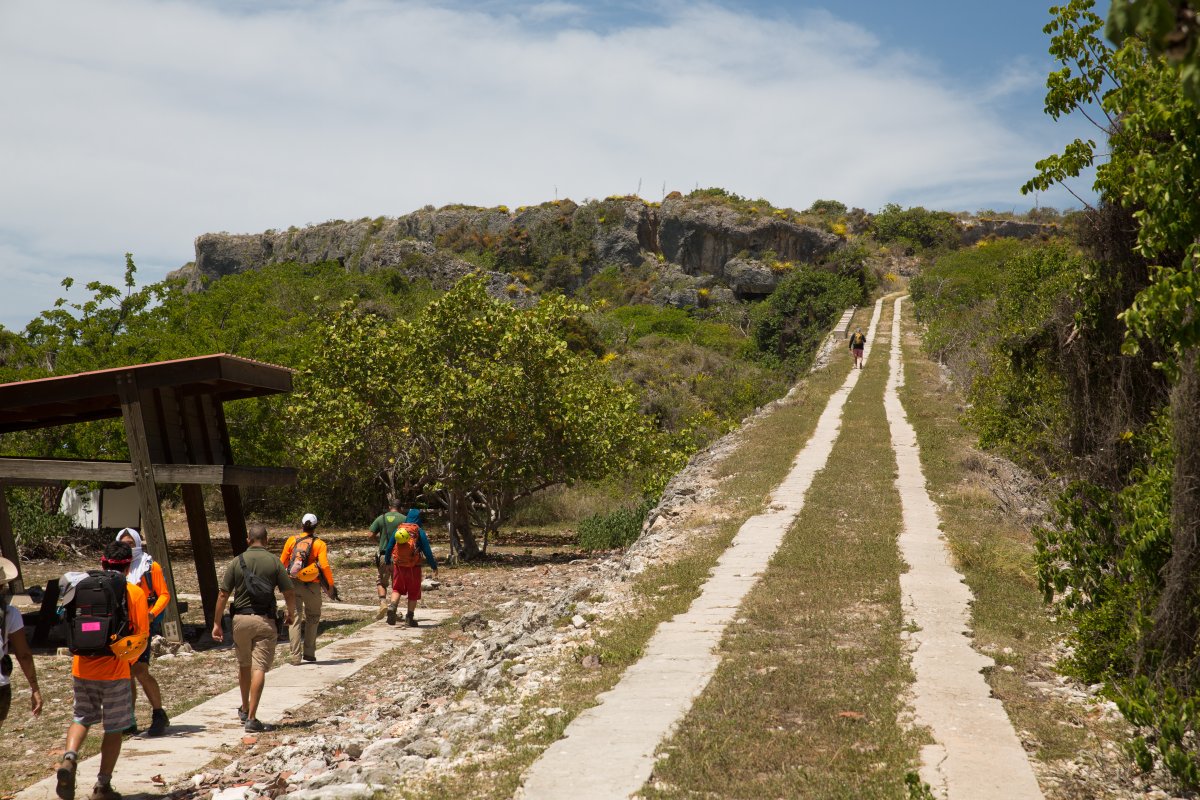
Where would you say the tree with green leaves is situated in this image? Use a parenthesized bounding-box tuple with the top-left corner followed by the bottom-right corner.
(1024, 0, 1200, 781)
(289, 275, 651, 559)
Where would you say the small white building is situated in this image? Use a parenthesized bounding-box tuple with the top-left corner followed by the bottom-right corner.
(59, 485, 141, 530)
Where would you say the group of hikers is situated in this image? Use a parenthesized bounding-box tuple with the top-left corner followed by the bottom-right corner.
(0, 501, 438, 800)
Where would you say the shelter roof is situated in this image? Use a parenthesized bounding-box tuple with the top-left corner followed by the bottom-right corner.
(0, 353, 293, 434)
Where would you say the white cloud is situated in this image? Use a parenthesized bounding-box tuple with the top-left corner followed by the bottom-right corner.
(0, 0, 1086, 330)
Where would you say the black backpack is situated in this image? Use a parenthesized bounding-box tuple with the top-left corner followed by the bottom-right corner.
(65, 571, 130, 657)
(238, 554, 278, 616)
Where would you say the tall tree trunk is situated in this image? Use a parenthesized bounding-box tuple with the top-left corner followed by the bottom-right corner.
(1147, 350, 1200, 680)
(448, 489, 481, 561)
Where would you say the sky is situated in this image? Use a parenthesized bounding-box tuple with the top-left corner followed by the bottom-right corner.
(0, 0, 1105, 332)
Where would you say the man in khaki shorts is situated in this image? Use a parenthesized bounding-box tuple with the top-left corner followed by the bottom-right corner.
(211, 524, 295, 733)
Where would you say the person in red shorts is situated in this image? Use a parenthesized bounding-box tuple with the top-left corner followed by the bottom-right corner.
(386, 508, 438, 627)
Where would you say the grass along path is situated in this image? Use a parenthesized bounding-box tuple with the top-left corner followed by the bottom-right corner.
(641, 296, 921, 799)
(408, 307, 876, 800)
(896, 295, 1144, 798)
(886, 297, 1042, 799)
(518, 297, 884, 799)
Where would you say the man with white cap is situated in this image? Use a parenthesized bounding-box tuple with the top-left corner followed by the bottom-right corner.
(279, 513, 337, 664)
(1, 556, 42, 727)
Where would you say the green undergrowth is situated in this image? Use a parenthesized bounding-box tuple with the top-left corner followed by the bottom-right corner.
(643, 299, 922, 799)
(896, 301, 1108, 778)
(402, 314, 865, 800)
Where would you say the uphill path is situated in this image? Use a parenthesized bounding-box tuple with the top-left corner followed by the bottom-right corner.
(517, 295, 1043, 800)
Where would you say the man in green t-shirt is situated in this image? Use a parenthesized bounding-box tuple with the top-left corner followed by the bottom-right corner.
(211, 524, 296, 732)
(368, 500, 406, 619)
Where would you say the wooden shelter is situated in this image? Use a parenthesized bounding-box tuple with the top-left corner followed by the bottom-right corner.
(0, 354, 296, 641)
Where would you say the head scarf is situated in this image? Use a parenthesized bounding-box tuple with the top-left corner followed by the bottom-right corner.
(116, 528, 154, 585)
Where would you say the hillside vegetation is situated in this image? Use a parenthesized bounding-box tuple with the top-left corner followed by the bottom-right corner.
(911, 0, 1200, 785)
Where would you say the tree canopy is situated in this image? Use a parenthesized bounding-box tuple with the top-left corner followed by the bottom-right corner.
(289, 276, 653, 558)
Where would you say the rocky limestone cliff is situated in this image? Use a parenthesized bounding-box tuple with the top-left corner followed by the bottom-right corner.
(957, 217, 1058, 246)
(173, 197, 843, 300)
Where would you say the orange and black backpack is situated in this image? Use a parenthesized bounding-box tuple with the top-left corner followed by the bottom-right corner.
(391, 524, 422, 568)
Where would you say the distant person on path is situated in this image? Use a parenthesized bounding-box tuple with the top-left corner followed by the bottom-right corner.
(114, 528, 170, 737)
(386, 508, 438, 628)
(369, 500, 406, 620)
(849, 327, 867, 369)
(280, 513, 337, 663)
(54, 541, 149, 800)
(1, 556, 43, 728)
(211, 524, 296, 733)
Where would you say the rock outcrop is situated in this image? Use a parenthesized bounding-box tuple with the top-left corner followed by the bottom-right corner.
(957, 218, 1058, 246)
(173, 197, 842, 299)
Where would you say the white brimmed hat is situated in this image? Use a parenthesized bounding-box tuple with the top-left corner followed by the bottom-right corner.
(0, 556, 18, 584)
(301, 513, 318, 527)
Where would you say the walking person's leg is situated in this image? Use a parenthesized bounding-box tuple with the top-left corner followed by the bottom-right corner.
(288, 584, 309, 660)
(303, 586, 322, 660)
(245, 615, 276, 730)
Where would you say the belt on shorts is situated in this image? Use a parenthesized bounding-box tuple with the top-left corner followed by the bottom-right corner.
(231, 610, 275, 618)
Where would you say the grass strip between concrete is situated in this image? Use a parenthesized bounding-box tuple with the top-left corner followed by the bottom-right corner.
(404, 312, 867, 800)
(641, 298, 925, 799)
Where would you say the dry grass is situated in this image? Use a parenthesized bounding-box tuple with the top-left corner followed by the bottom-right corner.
(642, 300, 923, 799)
(895, 306, 1118, 781)
(405, 320, 865, 800)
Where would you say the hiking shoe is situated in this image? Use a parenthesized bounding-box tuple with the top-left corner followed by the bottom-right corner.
(55, 756, 77, 800)
(375, 604, 388, 620)
(244, 718, 275, 733)
(386, 606, 397, 626)
(89, 783, 122, 800)
(237, 707, 249, 723)
(405, 613, 418, 628)
(146, 708, 169, 737)
(120, 724, 138, 737)
(302, 654, 316, 663)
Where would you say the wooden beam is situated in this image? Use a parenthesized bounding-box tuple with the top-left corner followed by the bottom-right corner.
(0, 486, 24, 594)
(213, 402, 248, 555)
(0, 458, 296, 487)
(181, 484, 219, 629)
(117, 371, 184, 643)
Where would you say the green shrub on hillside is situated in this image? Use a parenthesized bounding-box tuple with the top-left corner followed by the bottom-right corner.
(577, 498, 656, 550)
(750, 270, 864, 371)
(871, 203, 960, 252)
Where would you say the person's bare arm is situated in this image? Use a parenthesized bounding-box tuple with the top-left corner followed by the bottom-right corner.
(211, 590, 231, 642)
(9, 628, 42, 715)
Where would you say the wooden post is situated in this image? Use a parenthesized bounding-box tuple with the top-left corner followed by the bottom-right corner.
(181, 484, 220, 628)
(116, 372, 184, 642)
(0, 485, 24, 594)
(212, 401, 249, 555)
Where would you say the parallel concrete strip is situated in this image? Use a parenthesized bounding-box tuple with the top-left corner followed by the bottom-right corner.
(17, 611, 450, 800)
(518, 300, 885, 800)
(883, 297, 1043, 800)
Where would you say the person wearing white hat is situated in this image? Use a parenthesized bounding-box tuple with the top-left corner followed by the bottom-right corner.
(1, 556, 42, 727)
(114, 528, 170, 736)
(279, 513, 337, 664)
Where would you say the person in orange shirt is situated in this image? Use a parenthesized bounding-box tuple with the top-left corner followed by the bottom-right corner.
(279, 513, 337, 664)
(116, 529, 169, 736)
(54, 541, 149, 800)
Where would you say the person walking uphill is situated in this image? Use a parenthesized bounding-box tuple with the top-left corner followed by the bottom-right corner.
(114, 529, 169, 737)
(2, 556, 43, 728)
(280, 513, 337, 664)
(368, 500, 406, 620)
(387, 508, 438, 628)
(211, 524, 296, 733)
(54, 541, 149, 800)
(849, 327, 867, 369)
